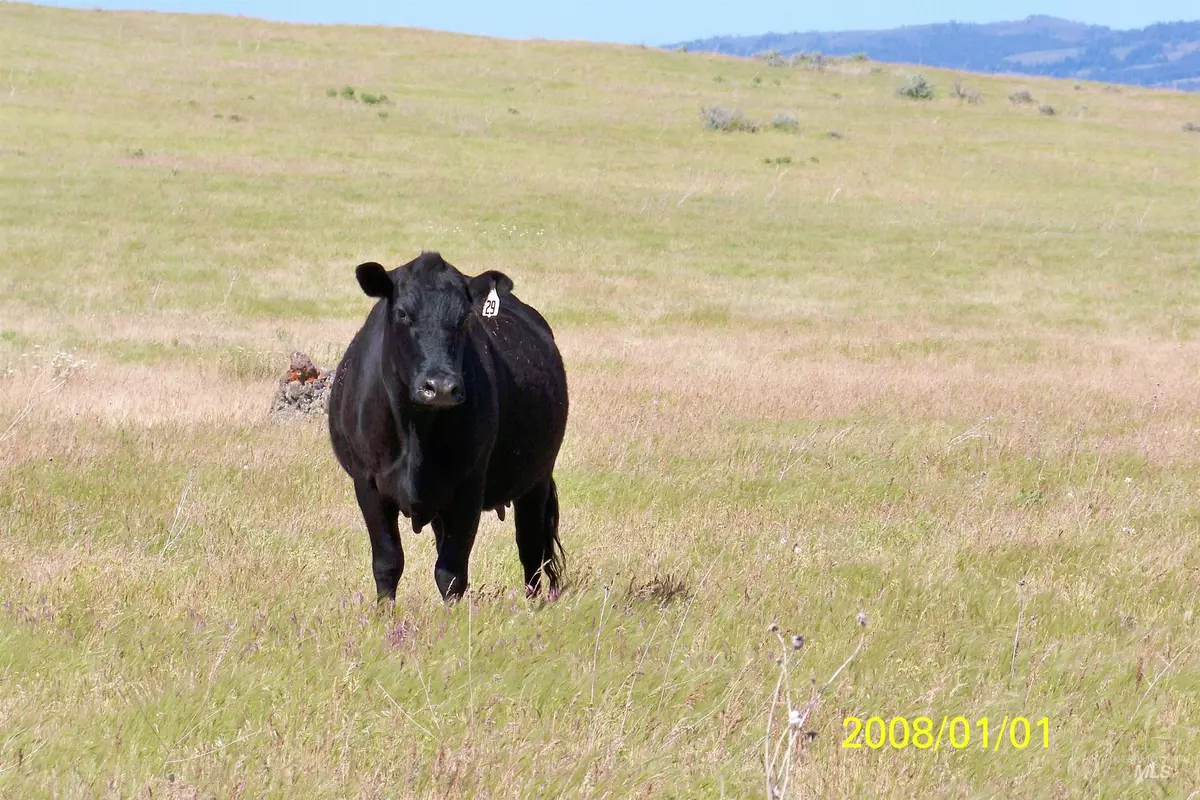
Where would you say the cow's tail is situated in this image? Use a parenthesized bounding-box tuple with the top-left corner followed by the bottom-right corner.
(543, 478, 565, 594)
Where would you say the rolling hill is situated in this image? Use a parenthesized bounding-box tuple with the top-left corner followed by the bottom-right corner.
(670, 15, 1200, 90)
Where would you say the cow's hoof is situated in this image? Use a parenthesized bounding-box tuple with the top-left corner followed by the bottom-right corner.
(525, 584, 561, 602)
(435, 567, 467, 602)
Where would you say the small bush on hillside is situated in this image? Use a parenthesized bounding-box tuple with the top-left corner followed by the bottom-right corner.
(790, 52, 810, 66)
(757, 50, 787, 68)
(330, 87, 389, 105)
(677, 44, 688, 53)
(713, 75, 725, 83)
(850, 52, 869, 61)
(751, 76, 762, 87)
(1038, 103, 1056, 116)
(827, 129, 843, 139)
(771, 113, 799, 130)
(763, 156, 792, 165)
(950, 79, 982, 104)
(1183, 122, 1199, 132)
(896, 73, 935, 100)
(1009, 88, 1035, 105)
(701, 106, 758, 132)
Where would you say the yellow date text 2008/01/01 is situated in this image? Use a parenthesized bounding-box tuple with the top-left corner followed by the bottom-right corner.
(841, 716, 1050, 751)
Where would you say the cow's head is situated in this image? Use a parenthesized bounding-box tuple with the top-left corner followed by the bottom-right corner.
(355, 252, 512, 408)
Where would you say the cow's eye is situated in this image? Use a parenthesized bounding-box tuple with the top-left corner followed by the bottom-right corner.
(395, 308, 410, 324)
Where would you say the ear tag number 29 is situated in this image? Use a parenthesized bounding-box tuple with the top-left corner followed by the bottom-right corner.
(482, 287, 500, 319)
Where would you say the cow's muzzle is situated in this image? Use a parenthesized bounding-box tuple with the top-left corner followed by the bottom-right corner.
(413, 374, 464, 407)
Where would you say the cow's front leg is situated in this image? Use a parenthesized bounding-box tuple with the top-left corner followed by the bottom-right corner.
(432, 486, 483, 603)
(354, 477, 404, 602)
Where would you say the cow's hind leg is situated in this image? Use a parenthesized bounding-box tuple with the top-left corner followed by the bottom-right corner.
(514, 477, 564, 599)
(353, 477, 404, 601)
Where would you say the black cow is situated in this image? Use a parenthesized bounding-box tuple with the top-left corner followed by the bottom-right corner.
(327, 252, 569, 602)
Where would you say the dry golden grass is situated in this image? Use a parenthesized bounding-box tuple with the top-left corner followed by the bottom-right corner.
(2, 3, 1200, 797)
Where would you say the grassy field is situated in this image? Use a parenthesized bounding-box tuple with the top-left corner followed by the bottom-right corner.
(3, 3, 1200, 796)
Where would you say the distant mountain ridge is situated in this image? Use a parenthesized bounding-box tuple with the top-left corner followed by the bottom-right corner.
(668, 15, 1200, 90)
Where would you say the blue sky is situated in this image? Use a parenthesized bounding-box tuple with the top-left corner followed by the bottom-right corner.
(33, 1, 1199, 44)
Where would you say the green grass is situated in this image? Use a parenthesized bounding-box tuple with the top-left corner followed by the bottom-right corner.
(2, 3, 1200, 797)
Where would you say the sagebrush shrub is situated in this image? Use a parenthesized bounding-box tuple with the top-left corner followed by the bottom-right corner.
(770, 113, 799, 131)
(757, 50, 787, 68)
(701, 106, 758, 132)
(897, 74, 934, 100)
(1009, 88, 1035, 105)
(950, 80, 982, 104)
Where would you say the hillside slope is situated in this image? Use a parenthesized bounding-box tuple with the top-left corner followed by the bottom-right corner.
(2, 3, 1200, 797)
(671, 15, 1200, 89)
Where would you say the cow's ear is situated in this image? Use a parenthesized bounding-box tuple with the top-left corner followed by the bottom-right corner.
(356, 262, 393, 299)
(468, 270, 513, 305)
